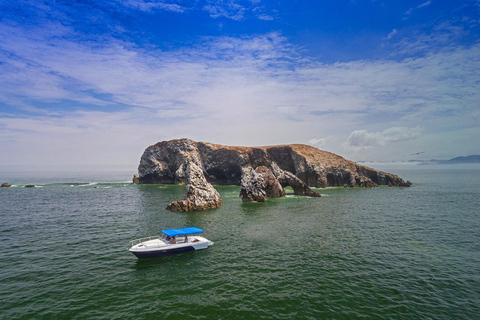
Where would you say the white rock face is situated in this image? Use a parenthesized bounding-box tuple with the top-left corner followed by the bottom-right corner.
(167, 162, 223, 212)
(239, 166, 267, 202)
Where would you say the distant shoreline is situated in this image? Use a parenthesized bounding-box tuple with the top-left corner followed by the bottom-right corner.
(358, 155, 480, 166)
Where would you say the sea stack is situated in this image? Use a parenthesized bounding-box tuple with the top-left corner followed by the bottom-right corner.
(134, 138, 411, 211)
(166, 162, 223, 211)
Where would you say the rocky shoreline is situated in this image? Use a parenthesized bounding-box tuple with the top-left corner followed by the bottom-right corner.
(1, 183, 35, 188)
(134, 139, 411, 211)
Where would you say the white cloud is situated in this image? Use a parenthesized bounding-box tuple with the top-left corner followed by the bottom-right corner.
(120, 0, 187, 13)
(1, 20, 479, 165)
(308, 138, 326, 148)
(257, 14, 274, 21)
(203, 0, 274, 21)
(386, 29, 398, 40)
(392, 21, 469, 56)
(403, 1, 431, 19)
(345, 127, 423, 150)
(204, 0, 247, 20)
(417, 1, 432, 9)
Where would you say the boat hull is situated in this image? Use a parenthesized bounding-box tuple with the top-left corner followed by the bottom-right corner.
(130, 245, 196, 258)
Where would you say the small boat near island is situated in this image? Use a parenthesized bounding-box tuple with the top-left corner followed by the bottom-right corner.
(128, 227, 213, 258)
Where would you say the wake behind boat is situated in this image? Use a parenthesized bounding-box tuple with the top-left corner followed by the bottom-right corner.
(128, 227, 213, 258)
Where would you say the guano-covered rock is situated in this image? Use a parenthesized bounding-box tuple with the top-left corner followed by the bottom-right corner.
(135, 138, 411, 211)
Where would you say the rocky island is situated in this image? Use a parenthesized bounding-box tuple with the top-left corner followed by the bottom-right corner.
(134, 139, 411, 211)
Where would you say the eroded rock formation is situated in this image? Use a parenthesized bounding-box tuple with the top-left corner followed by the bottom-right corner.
(254, 166, 286, 199)
(239, 165, 289, 202)
(166, 163, 223, 211)
(239, 166, 267, 202)
(135, 138, 411, 211)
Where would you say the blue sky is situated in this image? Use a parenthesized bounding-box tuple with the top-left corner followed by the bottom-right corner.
(1, 0, 479, 169)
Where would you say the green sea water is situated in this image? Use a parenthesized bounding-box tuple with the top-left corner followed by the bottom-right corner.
(1, 165, 479, 319)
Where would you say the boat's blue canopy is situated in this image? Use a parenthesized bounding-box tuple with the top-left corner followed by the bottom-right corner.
(161, 227, 204, 237)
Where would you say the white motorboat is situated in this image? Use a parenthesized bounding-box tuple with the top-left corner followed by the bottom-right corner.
(128, 227, 213, 258)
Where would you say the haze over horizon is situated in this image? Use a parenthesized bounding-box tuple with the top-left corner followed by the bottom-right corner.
(1, 1, 479, 169)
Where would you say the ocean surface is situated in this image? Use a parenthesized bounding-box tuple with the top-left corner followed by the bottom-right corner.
(1, 165, 479, 319)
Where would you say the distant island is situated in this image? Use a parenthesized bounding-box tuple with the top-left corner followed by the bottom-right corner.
(421, 155, 480, 165)
(133, 139, 411, 212)
(358, 155, 480, 165)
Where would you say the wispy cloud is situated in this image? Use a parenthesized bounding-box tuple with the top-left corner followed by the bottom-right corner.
(2, 26, 478, 162)
(404, 0, 432, 20)
(203, 0, 274, 21)
(389, 20, 474, 57)
(386, 29, 398, 40)
(344, 127, 423, 150)
(417, 1, 432, 9)
(204, 0, 248, 20)
(308, 138, 326, 149)
(1, 2, 479, 165)
(119, 0, 188, 13)
(257, 14, 274, 21)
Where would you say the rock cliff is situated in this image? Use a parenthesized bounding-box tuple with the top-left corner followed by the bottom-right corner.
(135, 138, 411, 211)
